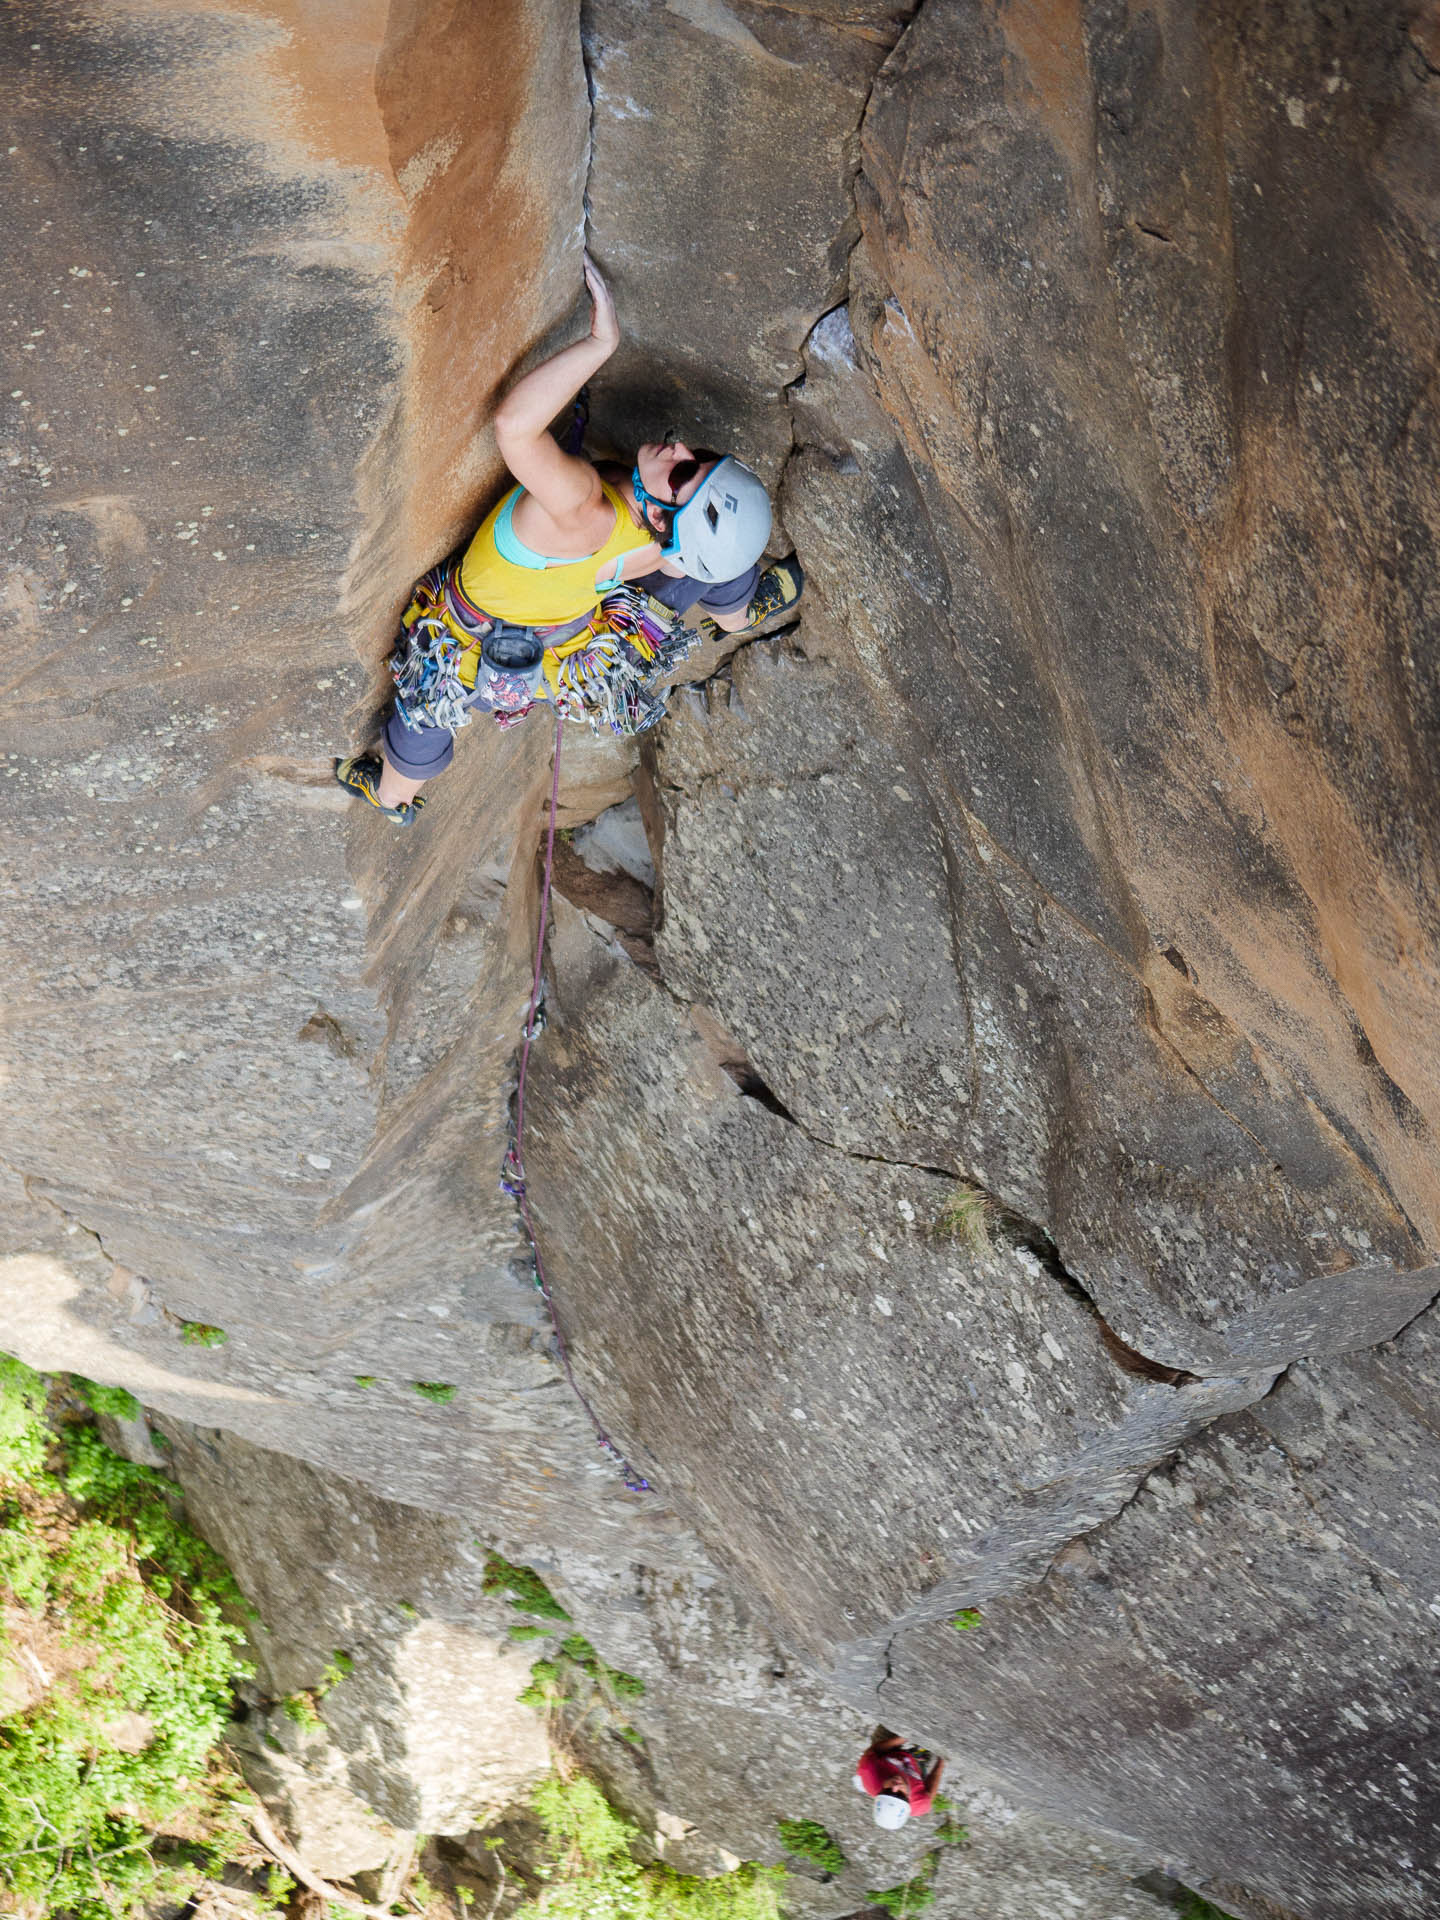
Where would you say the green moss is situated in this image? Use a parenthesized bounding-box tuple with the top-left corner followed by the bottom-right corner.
(533, 1773, 634, 1865)
(179, 1322, 228, 1348)
(507, 1623, 553, 1643)
(1179, 1897, 1241, 1920)
(59, 1425, 251, 1618)
(865, 1877, 937, 1916)
(69, 1375, 142, 1422)
(776, 1818, 845, 1874)
(482, 1550, 571, 1621)
(517, 1634, 645, 1720)
(511, 1773, 784, 1920)
(318, 1650, 353, 1692)
(283, 1693, 324, 1733)
(263, 1865, 296, 1907)
(353, 1375, 377, 1388)
(0, 1351, 49, 1477)
(867, 1853, 940, 1917)
(412, 1381, 456, 1404)
(517, 1657, 562, 1713)
(950, 1608, 983, 1630)
(0, 1516, 49, 1608)
(605, 1665, 646, 1700)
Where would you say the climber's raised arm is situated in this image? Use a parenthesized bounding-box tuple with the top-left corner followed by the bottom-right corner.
(493, 255, 619, 530)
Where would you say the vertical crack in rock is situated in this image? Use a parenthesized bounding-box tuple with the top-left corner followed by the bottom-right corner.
(768, 2, 926, 515)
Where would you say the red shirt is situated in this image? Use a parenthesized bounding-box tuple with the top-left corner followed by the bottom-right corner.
(857, 1748, 934, 1817)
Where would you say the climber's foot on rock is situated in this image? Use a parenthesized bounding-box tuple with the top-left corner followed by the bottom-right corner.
(334, 754, 426, 827)
(744, 554, 804, 627)
(694, 555, 805, 648)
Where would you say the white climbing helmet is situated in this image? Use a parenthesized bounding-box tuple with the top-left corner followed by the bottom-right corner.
(666, 456, 772, 581)
(873, 1792, 912, 1831)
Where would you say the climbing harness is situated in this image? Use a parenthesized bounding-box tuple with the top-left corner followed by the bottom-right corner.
(388, 559, 488, 733)
(388, 560, 577, 734)
(391, 570, 701, 741)
(500, 708, 652, 1495)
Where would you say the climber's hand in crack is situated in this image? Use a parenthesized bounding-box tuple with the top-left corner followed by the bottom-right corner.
(584, 250, 620, 352)
(491, 259, 626, 536)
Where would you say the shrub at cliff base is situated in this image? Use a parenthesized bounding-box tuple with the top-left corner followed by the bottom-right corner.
(0, 1353, 261, 1919)
(515, 1772, 784, 1920)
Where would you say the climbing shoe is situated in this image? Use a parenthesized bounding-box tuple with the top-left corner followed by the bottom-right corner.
(743, 554, 804, 627)
(333, 754, 426, 827)
(693, 556, 806, 648)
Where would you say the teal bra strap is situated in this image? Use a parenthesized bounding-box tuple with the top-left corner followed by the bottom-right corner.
(494, 487, 625, 586)
(493, 488, 552, 570)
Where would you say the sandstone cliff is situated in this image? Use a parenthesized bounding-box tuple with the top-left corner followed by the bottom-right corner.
(4, 4, 1440, 1918)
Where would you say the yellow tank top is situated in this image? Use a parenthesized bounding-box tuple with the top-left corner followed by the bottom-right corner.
(458, 480, 655, 626)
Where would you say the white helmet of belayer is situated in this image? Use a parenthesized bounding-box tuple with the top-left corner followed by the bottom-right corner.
(872, 1792, 912, 1830)
(663, 455, 772, 582)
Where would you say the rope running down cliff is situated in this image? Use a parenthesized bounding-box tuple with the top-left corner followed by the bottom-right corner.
(500, 707, 652, 1494)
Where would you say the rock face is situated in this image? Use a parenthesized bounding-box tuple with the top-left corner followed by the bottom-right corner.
(4, 3, 1440, 1918)
(155, 1418, 554, 1837)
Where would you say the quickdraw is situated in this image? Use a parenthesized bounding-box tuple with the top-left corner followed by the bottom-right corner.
(388, 561, 482, 735)
(549, 587, 701, 736)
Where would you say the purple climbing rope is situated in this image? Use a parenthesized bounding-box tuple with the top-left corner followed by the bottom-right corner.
(501, 707, 651, 1494)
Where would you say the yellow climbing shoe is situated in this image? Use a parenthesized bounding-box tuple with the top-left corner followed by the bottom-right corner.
(743, 554, 804, 627)
(334, 754, 426, 827)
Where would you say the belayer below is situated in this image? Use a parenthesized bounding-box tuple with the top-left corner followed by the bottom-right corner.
(854, 1727, 946, 1830)
(335, 253, 803, 825)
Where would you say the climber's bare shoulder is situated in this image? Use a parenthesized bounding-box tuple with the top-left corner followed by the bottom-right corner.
(497, 424, 608, 551)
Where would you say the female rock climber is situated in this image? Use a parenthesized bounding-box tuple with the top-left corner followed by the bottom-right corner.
(335, 255, 803, 825)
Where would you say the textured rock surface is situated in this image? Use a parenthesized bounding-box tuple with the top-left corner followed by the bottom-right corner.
(4, 2, 1440, 1918)
(157, 1417, 555, 1834)
(552, 3, 1440, 1911)
(580, 0, 915, 479)
(879, 1383, 1440, 1920)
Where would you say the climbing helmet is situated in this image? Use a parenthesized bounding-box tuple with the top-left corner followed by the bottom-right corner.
(872, 1792, 912, 1830)
(661, 455, 772, 582)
